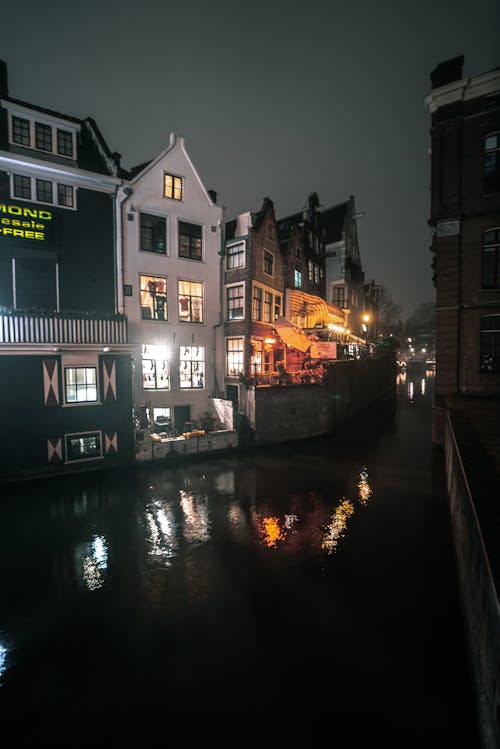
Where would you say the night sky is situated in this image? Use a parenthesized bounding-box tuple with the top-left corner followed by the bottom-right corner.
(1, 0, 498, 320)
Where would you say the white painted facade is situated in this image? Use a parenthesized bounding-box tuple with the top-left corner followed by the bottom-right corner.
(120, 133, 224, 435)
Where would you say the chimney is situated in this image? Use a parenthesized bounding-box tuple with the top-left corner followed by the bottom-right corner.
(208, 189, 217, 204)
(430, 55, 464, 89)
(0, 60, 8, 97)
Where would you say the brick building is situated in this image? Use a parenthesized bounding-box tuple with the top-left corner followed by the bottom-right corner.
(426, 56, 500, 429)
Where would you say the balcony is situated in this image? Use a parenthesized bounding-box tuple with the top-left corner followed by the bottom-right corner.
(0, 309, 128, 345)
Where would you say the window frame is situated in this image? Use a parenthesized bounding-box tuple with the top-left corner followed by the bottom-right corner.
(178, 220, 203, 261)
(480, 315, 500, 372)
(64, 366, 98, 405)
(482, 228, 500, 288)
(139, 274, 168, 321)
(225, 337, 244, 377)
(483, 132, 500, 194)
(163, 173, 183, 201)
(263, 250, 274, 276)
(9, 111, 77, 159)
(65, 431, 102, 463)
(139, 212, 167, 255)
(226, 282, 245, 321)
(141, 344, 170, 390)
(11, 173, 76, 209)
(226, 240, 245, 270)
(179, 345, 205, 389)
(178, 279, 204, 323)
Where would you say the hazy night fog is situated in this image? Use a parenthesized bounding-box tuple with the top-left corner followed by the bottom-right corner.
(1, 0, 498, 319)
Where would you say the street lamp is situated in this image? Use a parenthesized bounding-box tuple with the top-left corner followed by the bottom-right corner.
(361, 314, 370, 346)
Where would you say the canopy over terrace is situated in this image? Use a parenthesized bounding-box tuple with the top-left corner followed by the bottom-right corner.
(285, 290, 346, 330)
(273, 317, 311, 352)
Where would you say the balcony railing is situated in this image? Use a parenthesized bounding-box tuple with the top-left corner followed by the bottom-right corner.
(0, 310, 128, 345)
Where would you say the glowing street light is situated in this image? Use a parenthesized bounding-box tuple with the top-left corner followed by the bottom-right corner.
(361, 313, 370, 345)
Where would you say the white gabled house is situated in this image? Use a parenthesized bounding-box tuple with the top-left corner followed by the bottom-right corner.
(119, 132, 224, 440)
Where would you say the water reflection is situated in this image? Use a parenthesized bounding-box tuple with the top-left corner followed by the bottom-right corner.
(0, 642, 7, 682)
(76, 533, 108, 591)
(180, 491, 210, 543)
(145, 500, 177, 562)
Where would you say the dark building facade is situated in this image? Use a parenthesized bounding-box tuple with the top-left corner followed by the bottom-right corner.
(0, 60, 134, 480)
(426, 56, 500, 421)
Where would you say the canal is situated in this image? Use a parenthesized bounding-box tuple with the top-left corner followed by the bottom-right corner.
(0, 368, 479, 745)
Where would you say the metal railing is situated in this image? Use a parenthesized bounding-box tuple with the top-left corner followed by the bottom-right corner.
(0, 310, 128, 345)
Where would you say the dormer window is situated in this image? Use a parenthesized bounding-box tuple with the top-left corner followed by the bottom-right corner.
(9, 110, 77, 159)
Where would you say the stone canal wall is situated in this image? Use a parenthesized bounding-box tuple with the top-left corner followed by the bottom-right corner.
(245, 355, 396, 445)
(445, 413, 500, 749)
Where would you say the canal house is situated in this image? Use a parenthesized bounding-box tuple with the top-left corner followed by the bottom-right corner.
(119, 133, 229, 458)
(0, 60, 135, 480)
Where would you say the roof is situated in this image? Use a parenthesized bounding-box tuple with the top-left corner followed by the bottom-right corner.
(276, 211, 303, 241)
(120, 160, 152, 179)
(321, 201, 349, 244)
(2, 94, 83, 125)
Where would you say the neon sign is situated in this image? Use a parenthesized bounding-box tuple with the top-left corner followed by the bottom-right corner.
(0, 203, 53, 241)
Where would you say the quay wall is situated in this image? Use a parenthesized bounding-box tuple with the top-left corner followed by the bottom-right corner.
(445, 413, 500, 749)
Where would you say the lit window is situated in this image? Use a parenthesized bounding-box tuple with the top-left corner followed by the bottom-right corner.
(252, 285, 262, 320)
(226, 338, 244, 376)
(227, 284, 244, 320)
(65, 367, 97, 403)
(274, 295, 282, 320)
(294, 269, 302, 289)
(264, 291, 273, 323)
(480, 315, 500, 372)
(226, 241, 245, 269)
(308, 260, 313, 281)
(484, 134, 500, 194)
(140, 213, 166, 254)
(178, 280, 203, 323)
(140, 275, 168, 320)
(164, 173, 183, 201)
(142, 344, 170, 390)
(482, 229, 500, 288)
(179, 346, 204, 388)
(179, 221, 202, 260)
(66, 432, 101, 462)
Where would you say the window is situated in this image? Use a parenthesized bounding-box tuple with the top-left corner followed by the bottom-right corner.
(58, 183, 74, 208)
(178, 280, 203, 322)
(164, 173, 183, 200)
(480, 315, 500, 372)
(264, 251, 274, 276)
(66, 432, 101, 462)
(65, 367, 97, 403)
(484, 134, 500, 193)
(13, 174, 31, 199)
(142, 344, 170, 390)
(12, 173, 75, 208)
(294, 269, 302, 289)
(264, 291, 273, 323)
(35, 122, 52, 151)
(36, 179, 53, 203)
(226, 241, 245, 269)
(314, 264, 320, 284)
(274, 294, 282, 320)
(140, 213, 166, 254)
(332, 286, 346, 308)
(179, 346, 204, 388)
(140, 274, 168, 320)
(12, 116, 30, 146)
(10, 113, 76, 158)
(226, 338, 244, 376)
(482, 229, 500, 288)
(308, 259, 313, 281)
(227, 283, 244, 320)
(57, 129, 74, 157)
(179, 221, 202, 260)
(252, 285, 262, 320)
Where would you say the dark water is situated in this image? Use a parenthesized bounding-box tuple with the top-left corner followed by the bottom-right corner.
(0, 369, 479, 745)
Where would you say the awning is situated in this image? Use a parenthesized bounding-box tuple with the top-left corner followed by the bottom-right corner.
(273, 317, 311, 352)
(287, 290, 345, 328)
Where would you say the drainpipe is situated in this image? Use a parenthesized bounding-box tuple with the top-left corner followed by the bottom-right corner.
(116, 184, 133, 315)
(212, 214, 224, 397)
